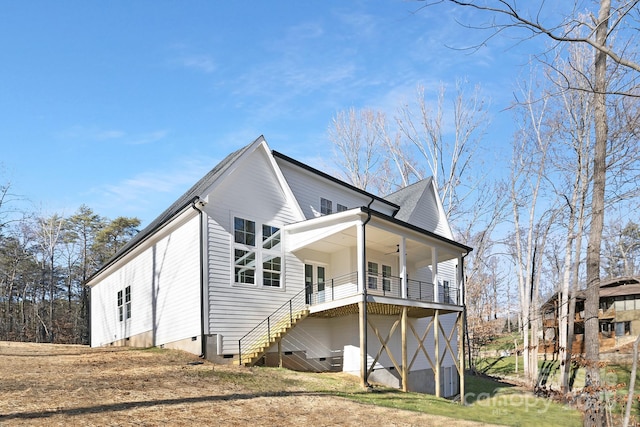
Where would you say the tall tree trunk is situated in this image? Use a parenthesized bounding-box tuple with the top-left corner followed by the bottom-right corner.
(583, 2, 610, 425)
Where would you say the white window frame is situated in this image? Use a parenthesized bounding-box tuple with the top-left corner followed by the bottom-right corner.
(232, 215, 283, 289)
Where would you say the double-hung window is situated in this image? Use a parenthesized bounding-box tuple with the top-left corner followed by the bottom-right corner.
(117, 290, 123, 321)
(368, 262, 392, 292)
(125, 286, 131, 319)
(117, 286, 132, 321)
(368, 262, 378, 289)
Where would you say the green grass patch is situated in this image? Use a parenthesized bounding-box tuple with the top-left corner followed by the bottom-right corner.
(194, 365, 583, 426)
(337, 373, 581, 427)
(475, 354, 640, 423)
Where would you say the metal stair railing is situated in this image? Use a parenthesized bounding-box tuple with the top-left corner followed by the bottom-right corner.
(238, 288, 308, 366)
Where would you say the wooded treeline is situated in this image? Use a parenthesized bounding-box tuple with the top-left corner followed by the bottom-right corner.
(0, 200, 139, 345)
(330, 0, 640, 423)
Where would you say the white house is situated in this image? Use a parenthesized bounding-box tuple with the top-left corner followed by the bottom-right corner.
(88, 136, 472, 397)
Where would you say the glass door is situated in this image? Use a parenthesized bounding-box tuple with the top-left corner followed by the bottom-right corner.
(304, 264, 326, 304)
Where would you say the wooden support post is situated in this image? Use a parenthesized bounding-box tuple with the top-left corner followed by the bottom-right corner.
(434, 309, 440, 398)
(278, 339, 283, 368)
(359, 300, 368, 388)
(402, 306, 408, 392)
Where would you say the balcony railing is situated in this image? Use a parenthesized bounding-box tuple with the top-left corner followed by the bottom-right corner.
(305, 272, 461, 306)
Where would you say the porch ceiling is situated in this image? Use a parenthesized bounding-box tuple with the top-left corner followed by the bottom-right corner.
(287, 220, 460, 265)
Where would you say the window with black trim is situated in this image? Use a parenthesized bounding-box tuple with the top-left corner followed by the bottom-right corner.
(117, 286, 131, 321)
(337, 204, 348, 212)
(320, 198, 332, 215)
(117, 290, 123, 321)
(125, 286, 131, 319)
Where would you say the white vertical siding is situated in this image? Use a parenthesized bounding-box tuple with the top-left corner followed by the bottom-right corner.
(151, 217, 201, 345)
(90, 213, 201, 350)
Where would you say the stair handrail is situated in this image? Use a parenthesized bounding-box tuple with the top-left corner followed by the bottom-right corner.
(238, 288, 307, 365)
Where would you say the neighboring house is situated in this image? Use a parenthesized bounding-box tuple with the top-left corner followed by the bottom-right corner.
(88, 136, 472, 397)
(542, 276, 640, 353)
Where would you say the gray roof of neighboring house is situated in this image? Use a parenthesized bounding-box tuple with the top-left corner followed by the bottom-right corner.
(384, 178, 433, 222)
(542, 276, 640, 309)
(87, 137, 258, 283)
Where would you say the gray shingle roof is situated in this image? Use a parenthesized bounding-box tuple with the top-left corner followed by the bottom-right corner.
(384, 178, 433, 222)
(87, 137, 260, 282)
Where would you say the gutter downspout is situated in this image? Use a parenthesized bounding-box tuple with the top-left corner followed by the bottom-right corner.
(191, 197, 207, 359)
(361, 198, 374, 388)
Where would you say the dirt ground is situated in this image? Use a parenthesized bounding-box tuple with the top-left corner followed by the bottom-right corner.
(0, 341, 501, 426)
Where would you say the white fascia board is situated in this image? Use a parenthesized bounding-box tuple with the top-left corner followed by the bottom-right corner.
(261, 141, 306, 222)
(428, 178, 454, 239)
(284, 209, 364, 252)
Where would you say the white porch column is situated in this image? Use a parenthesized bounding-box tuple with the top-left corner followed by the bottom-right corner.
(457, 255, 464, 305)
(432, 246, 439, 303)
(356, 220, 365, 293)
(400, 237, 407, 299)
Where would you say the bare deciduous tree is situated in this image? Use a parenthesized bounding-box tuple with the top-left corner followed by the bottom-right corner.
(419, 2, 640, 423)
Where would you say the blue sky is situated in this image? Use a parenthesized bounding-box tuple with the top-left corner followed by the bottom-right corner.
(1, 1, 540, 227)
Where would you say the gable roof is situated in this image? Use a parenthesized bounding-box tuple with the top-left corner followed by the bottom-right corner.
(271, 150, 400, 212)
(87, 137, 260, 283)
(384, 178, 433, 222)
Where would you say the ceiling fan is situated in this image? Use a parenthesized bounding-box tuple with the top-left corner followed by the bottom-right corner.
(385, 245, 400, 255)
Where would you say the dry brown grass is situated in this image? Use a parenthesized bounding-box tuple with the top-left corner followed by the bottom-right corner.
(0, 341, 496, 426)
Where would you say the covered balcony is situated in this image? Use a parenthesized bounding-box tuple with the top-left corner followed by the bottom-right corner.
(285, 207, 469, 316)
(240, 207, 471, 397)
